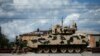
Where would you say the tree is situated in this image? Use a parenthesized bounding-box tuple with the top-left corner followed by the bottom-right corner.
(0, 26, 9, 48)
(99, 38, 100, 47)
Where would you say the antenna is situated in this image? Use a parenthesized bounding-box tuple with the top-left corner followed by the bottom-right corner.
(61, 17, 64, 33)
(72, 20, 77, 30)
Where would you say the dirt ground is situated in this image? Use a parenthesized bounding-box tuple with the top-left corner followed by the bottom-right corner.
(0, 52, 100, 56)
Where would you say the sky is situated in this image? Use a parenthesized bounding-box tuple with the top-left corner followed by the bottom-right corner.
(0, 0, 100, 41)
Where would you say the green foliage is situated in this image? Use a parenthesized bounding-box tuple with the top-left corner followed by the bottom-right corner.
(8, 42, 15, 48)
(0, 26, 9, 48)
(99, 38, 100, 47)
(96, 41, 99, 47)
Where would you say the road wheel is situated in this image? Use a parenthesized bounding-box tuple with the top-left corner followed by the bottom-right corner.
(43, 48, 49, 53)
(51, 48, 57, 53)
(60, 48, 67, 53)
(75, 48, 81, 53)
(68, 48, 74, 53)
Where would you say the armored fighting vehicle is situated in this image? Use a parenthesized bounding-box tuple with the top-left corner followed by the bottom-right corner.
(19, 21, 89, 53)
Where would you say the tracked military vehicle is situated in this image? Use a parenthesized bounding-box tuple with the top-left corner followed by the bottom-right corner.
(19, 21, 89, 53)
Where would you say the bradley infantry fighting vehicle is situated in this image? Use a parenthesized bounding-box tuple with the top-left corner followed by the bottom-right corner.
(19, 21, 89, 53)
